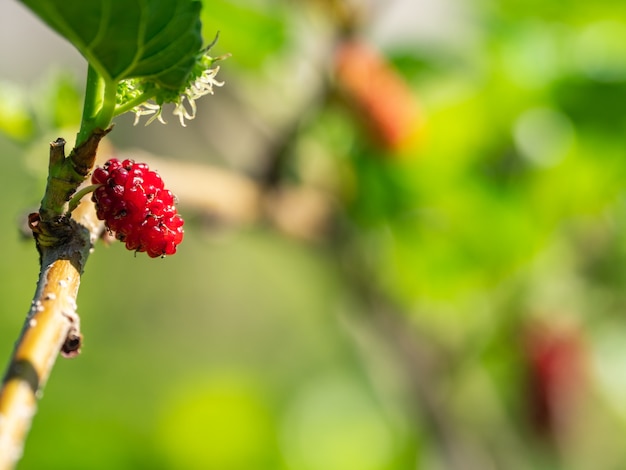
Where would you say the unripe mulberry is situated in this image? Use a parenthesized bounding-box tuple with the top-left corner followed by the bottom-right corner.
(91, 158, 184, 257)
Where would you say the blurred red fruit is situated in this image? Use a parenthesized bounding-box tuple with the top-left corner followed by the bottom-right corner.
(523, 324, 586, 437)
(334, 40, 422, 153)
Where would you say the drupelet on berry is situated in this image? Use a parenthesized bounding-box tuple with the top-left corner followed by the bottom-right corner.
(91, 158, 184, 257)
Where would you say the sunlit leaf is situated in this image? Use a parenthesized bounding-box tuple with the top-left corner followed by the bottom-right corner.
(19, 0, 203, 89)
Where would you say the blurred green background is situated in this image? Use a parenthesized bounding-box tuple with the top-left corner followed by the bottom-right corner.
(3, 0, 626, 469)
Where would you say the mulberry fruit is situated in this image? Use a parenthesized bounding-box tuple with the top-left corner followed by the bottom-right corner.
(91, 158, 184, 257)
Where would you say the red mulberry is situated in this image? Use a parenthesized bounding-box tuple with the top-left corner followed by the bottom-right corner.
(91, 158, 184, 257)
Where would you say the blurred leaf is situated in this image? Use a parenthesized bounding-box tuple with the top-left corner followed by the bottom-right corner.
(347, 151, 417, 228)
(572, 20, 626, 82)
(157, 374, 280, 470)
(200, 0, 287, 69)
(280, 376, 402, 470)
(553, 78, 626, 133)
(48, 73, 83, 129)
(0, 82, 34, 141)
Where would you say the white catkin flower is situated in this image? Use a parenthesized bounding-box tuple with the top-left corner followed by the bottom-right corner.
(132, 65, 224, 127)
(133, 102, 166, 126)
(173, 66, 225, 127)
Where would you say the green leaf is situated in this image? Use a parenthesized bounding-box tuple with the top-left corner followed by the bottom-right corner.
(19, 0, 203, 90)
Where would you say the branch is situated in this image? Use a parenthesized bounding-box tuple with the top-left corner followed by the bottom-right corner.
(0, 156, 106, 470)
